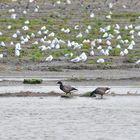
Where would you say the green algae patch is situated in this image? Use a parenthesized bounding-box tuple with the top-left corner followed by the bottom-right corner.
(23, 79, 43, 84)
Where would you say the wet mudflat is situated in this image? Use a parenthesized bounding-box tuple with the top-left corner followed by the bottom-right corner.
(0, 96, 140, 140)
(0, 85, 140, 95)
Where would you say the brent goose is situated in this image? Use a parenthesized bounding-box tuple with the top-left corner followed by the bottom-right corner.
(57, 81, 78, 94)
(90, 87, 110, 99)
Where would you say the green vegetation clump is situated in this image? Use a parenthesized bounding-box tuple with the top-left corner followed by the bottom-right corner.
(130, 18, 136, 22)
(109, 48, 121, 56)
(112, 12, 140, 18)
(87, 59, 95, 64)
(102, 61, 112, 65)
(124, 56, 134, 63)
(23, 79, 43, 84)
(0, 36, 11, 41)
(31, 51, 43, 61)
(80, 92, 96, 97)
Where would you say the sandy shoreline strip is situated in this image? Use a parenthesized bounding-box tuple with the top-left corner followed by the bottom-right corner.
(0, 68, 140, 86)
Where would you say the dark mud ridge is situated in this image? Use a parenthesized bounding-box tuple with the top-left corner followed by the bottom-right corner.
(28, 63, 140, 71)
(0, 91, 140, 97)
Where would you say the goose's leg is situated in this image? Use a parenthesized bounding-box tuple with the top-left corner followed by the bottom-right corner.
(101, 94, 103, 99)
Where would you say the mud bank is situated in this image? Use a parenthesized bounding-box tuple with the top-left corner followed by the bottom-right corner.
(0, 90, 139, 97)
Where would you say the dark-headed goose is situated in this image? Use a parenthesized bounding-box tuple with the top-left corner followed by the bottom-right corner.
(57, 81, 78, 94)
(90, 87, 110, 99)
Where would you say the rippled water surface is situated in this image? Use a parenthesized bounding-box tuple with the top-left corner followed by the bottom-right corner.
(0, 96, 140, 140)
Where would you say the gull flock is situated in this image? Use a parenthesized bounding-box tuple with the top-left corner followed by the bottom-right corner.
(0, 0, 140, 64)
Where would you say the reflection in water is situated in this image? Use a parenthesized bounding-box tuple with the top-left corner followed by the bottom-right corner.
(0, 96, 140, 140)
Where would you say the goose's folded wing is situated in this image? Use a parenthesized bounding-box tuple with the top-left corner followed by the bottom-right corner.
(94, 88, 105, 94)
(63, 85, 73, 92)
(63, 85, 77, 92)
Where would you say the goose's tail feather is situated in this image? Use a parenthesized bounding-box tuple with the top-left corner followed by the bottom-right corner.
(72, 87, 78, 91)
(90, 91, 96, 97)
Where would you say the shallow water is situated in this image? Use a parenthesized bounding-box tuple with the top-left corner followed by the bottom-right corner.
(0, 96, 140, 140)
(0, 85, 140, 95)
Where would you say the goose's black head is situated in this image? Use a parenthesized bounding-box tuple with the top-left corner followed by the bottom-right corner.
(106, 87, 110, 91)
(105, 87, 110, 94)
(57, 81, 63, 85)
